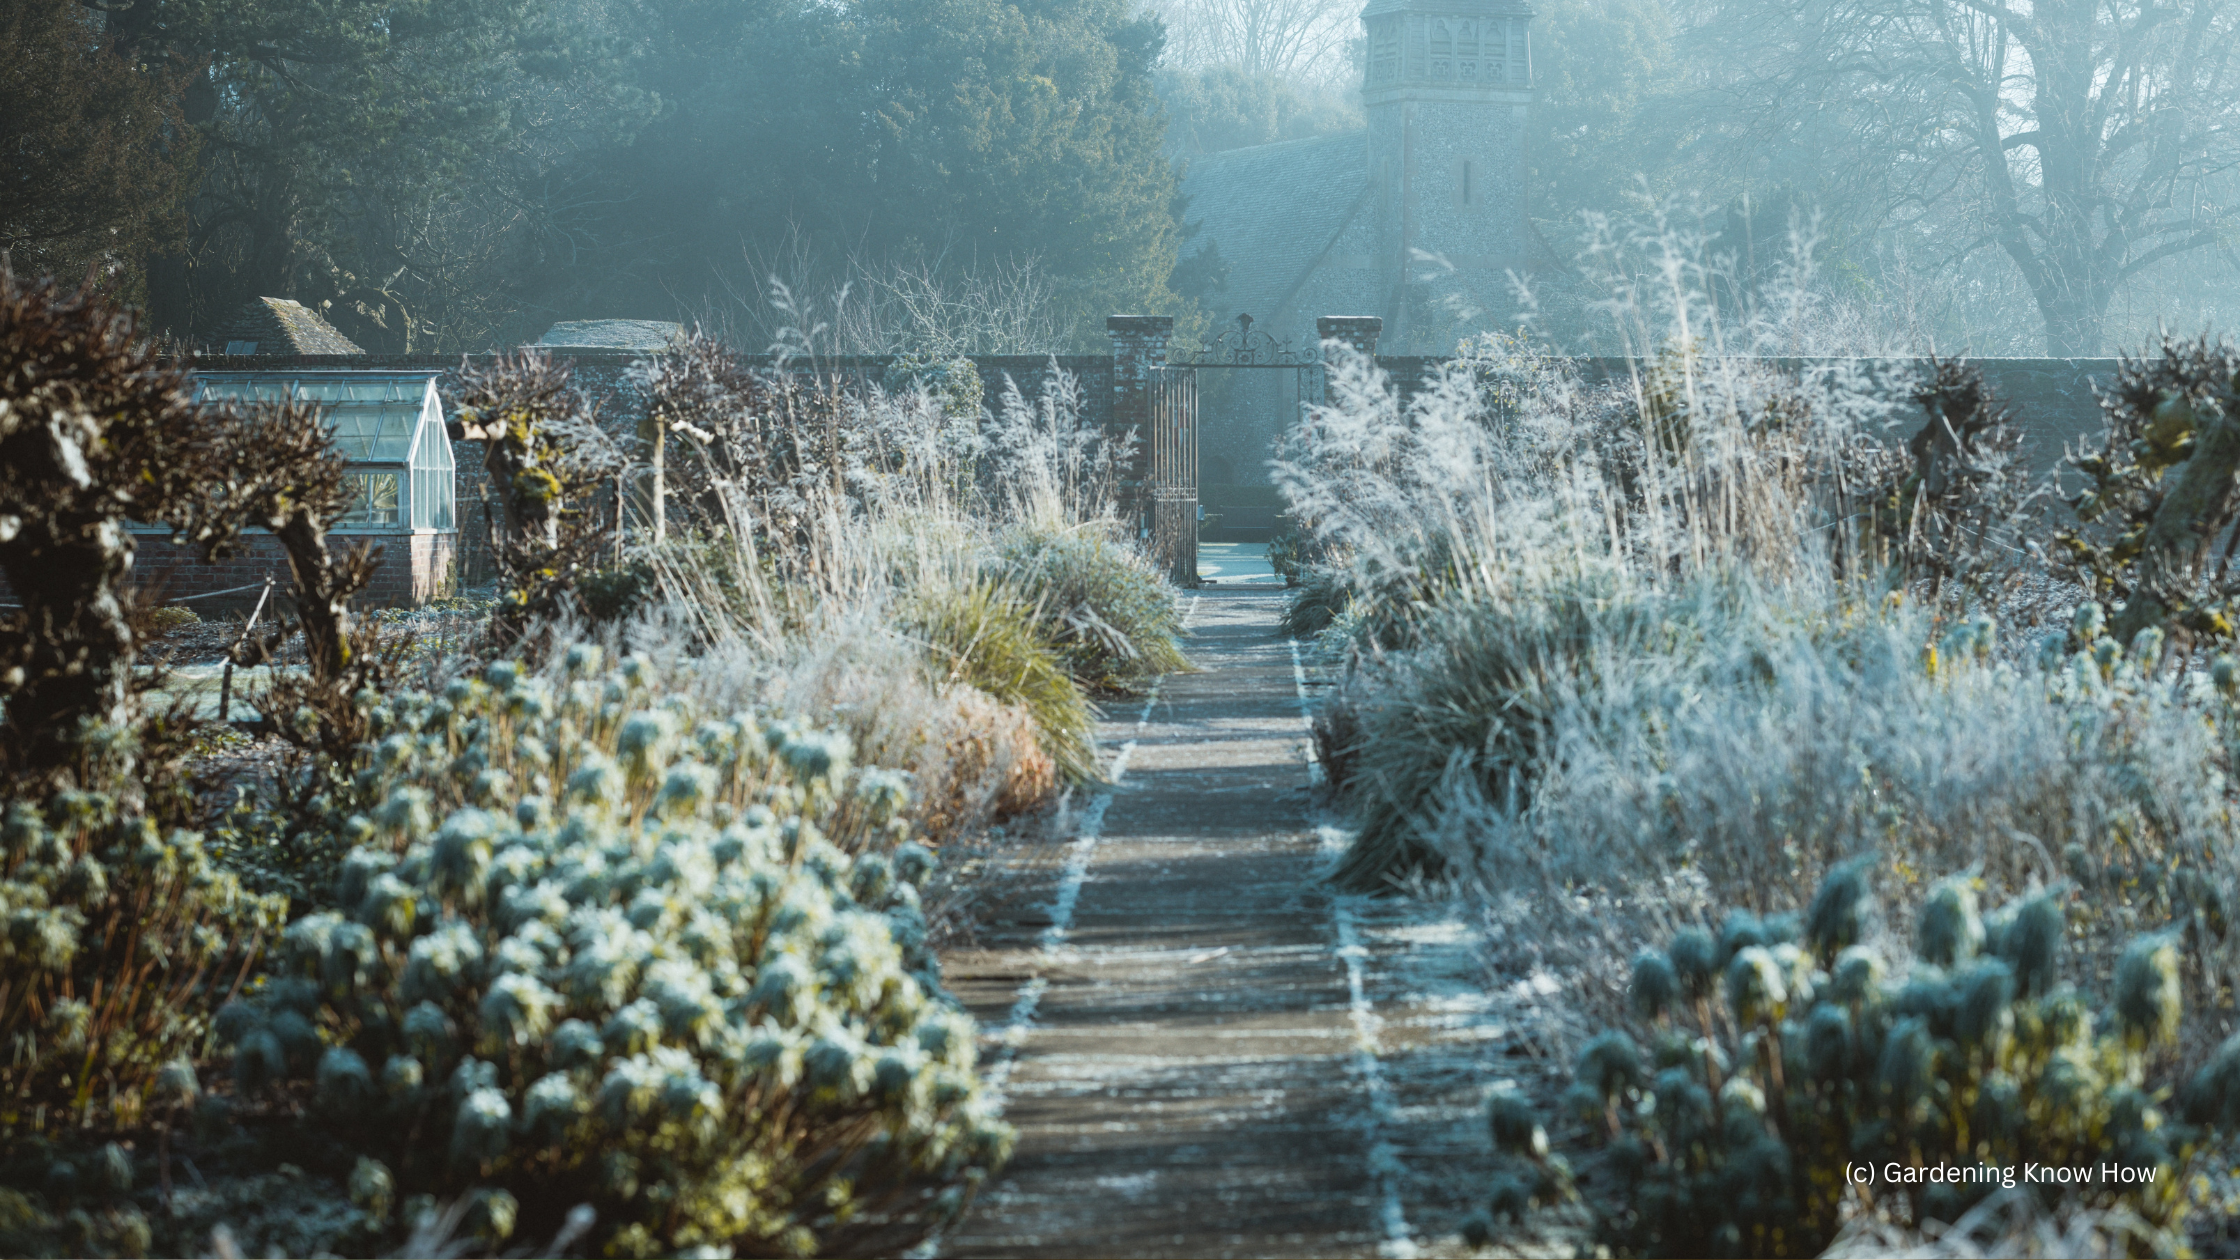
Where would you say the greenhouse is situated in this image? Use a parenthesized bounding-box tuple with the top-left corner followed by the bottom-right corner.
(124, 371, 462, 608)
(192, 371, 457, 531)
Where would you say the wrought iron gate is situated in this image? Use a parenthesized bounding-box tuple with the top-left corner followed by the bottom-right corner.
(1146, 365, 1198, 587)
(1182, 314, 1324, 547)
(1137, 315, 1327, 586)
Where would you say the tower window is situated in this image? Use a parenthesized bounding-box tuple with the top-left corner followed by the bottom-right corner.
(1454, 159, 1474, 208)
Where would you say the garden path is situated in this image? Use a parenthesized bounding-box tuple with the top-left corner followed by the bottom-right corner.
(937, 589, 1564, 1259)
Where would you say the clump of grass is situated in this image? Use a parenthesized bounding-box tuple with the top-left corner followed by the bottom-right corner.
(744, 615, 1057, 838)
(994, 526, 1189, 694)
(1328, 571, 1652, 890)
(903, 579, 1099, 783)
(1279, 564, 1350, 638)
(146, 606, 202, 635)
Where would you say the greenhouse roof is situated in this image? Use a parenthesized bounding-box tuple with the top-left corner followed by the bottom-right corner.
(194, 372, 444, 463)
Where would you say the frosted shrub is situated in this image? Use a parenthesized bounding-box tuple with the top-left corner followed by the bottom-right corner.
(210, 649, 1011, 1257)
(1523, 863, 2238, 1258)
(1407, 579, 2240, 1019)
(2054, 333, 2240, 647)
(982, 367, 1130, 527)
(883, 352, 983, 424)
(1274, 335, 1885, 671)
(0, 784, 286, 1136)
(994, 526, 1189, 694)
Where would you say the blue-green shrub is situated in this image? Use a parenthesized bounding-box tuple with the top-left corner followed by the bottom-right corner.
(211, 649, 1010, 1257)
(1, 785, 286, 1137)
(1525, 863, 2240, 1258)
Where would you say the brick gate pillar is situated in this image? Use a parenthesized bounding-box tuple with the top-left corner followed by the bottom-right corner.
(1106, 315, 1173, 537)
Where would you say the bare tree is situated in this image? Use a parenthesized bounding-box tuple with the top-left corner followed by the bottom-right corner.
(710, 235, 1071, 356)
(1691, 0, 2240, 355)
(1155, 0, 1360, 81)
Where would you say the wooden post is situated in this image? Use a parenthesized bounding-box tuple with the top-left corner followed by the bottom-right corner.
(218, 577, 275, 724)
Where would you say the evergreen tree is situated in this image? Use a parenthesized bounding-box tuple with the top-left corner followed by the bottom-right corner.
(0, 0, 200, 303)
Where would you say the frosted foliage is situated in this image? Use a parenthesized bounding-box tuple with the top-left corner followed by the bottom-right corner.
(1283, 326, 2240, 1029)
(1451, 589, 2237, 955)
(1276, 337, 1899, 633)
(212, 649, 1010, 1258)
(983, 367, 1131, 528)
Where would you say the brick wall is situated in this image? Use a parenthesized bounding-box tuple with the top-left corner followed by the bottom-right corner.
(118, 529, 455, 614)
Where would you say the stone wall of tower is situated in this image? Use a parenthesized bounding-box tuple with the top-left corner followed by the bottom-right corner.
(1361, 0, 1533, 352)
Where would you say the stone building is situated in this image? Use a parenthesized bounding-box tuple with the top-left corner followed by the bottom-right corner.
(1178, 0, 1535, 356)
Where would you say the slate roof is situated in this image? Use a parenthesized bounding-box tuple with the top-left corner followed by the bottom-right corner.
(536, 320, 687, 352)
(216, 298, 364, 356)
(1178, 133, 1372, 331)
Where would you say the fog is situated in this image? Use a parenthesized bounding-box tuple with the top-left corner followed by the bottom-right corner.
(10, 0, 2237, 358)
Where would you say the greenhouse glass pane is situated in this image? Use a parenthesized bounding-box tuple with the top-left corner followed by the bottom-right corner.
(409, 410, 455, 472)
(367, 407, 416, 459)
(339, 472, 401, 527)
(413, 467, 455, 530)
(330, 413, 380, 459)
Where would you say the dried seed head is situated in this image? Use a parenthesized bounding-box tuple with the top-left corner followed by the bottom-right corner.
(1916, 876, 1984, 968)
(2116, 933, 2182, 1048)
(1578, 1031, 1642, 1100)
(1717, 911, 1767, 969)
(551, 1019, 605, 1070)
(317, 1046, 375, 1114)
(1631, 951, 1681, 1021)
(94, 1143, 133, 1197)
(525, 1071, 588, 1139)
(1992, 890, 2064, 997)
(47, 997, 92, 1050)
(348, 1157, 395, 1222)
(233, 1027, 285, 1095)
(382, 1054, 425, 1099)
(451, 1086, 513, 1168)
(1668, 928, 1718, 1000)
(656, 763, 717, 820)
(2131, 626, 2165, 670)
(1726, 946, 1788, 1028)
(1955, 958, 2015, 1047)
(2073, 601, 2106, 644)
(464, 1189, 519, 1245)
(1718, 1075, 1765, 1117)
(154, 1057, 199, 1107)
(1487, 1085, 1547, 1157)
(1877, 1016, 1935, 1111)
(894, 843, 937, 888)
(2182, 1033, 2240, 1127)
(1805, 858, 1874, 963)
(1805, 1004, 1851, 1082)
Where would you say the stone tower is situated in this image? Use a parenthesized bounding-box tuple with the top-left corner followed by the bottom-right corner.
(1361, 0, 1533, 350)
